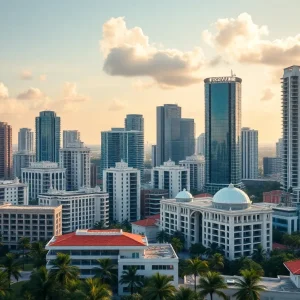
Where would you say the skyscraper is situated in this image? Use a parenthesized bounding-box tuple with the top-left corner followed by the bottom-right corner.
(36, 111, 61, 162)
(276, 138, 283, 158)
(63, 130, 81, 148)
(204, 76, 242, 194)
(0, 122, 13, 180)
(197, 133, 205, 156)
(18, 128, 34, 152)
(125, 114, 144, 132)
(241, 127, 258, 179)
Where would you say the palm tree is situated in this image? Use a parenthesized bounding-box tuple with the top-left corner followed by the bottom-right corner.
(1, 253, 22, 287)
(184, 258, 209, 292)
(18, 237, 31, 270)
(175, 286, 200, 300)
(48, 253, 79, 288)
(252, 244, 266, 264)
(81, 278, 112, 300)
(119, 266, 143, 295)
(156, 230, 169, 243)
(205, 243, 223, 257)
(94, 258, 117, 284)
(29, 241, 48, 268)
(93, 221, 106, 229)
(143, 273, 176, 300)
(209, 253, 224, 271)
(233, 269, 265, 300)
(171, 237, 183, 254)
(0, 270, 10, 298)
(198, 271, 227, 300)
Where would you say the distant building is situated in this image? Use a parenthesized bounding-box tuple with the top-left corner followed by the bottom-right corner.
(63, 130, 81, 148)
(13, 152, 36, 178)
(0, 122, 13, 180)
(125, 114, 144, 132)
(263, 157, 281, 179)
(90, 163, 97, 187)
(273, 206, 298, 234)
(263, 190, 291, 205)
(276, 138, 283, 158)
(197, 133, 205, 156)
(0, 178, 28, 205)
(151, 145, 157, 167)
(141, 189, 168, 218)
(18, 128, 34, 152)
(132, 214, 160, 242)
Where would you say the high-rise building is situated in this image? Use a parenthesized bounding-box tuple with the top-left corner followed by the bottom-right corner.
(241, 127, 258, 179)
(125, 114, 144, 132)
(36, 111, 61, 162)
(18, 128, 34, 152)
(197, 133, 205, 156)
(103, 161, 141, 222)
(263, 157, 281, 179)
(63, 130, 81, 148)
(204, 76, 242, 194)
(13, 152, 36, 178)
(100, 128, 144, 178)
(90, 163, 97, 188)
(151, 145, 157, 167)
(0, 178, 29, 205)
(59, 142, 91, 191)
(0, 122, 12, 180)
(179, 155, 205, 192)
(276, 138, 283, 158)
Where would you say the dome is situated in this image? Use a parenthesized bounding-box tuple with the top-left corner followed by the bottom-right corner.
(213, 184, 251, 206)
(175, 189, 193, 202)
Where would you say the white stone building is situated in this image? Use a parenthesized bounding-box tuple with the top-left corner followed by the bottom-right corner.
(179, 155, 205, 192)
(151, 160, 190, 198)
(22, 161, 66, 201)
(39, 187, 109, 233)
(132, 214, 160, 242)
(46, 229, 178, 296)
(63, 130, 81, 148)
(0, 178, 29, 205)
(160, 185, 273, 260)
(59, 142, 91, 191)
(103, 161, 140, 222)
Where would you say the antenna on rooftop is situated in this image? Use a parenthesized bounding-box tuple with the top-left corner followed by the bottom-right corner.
(231, 70, 236, 77)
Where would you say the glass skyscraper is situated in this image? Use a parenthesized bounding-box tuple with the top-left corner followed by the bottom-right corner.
(204, 76, 242, 194)
(35, 111, 61, 162)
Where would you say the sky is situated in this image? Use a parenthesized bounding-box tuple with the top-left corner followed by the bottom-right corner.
(1, 0, 300, 145)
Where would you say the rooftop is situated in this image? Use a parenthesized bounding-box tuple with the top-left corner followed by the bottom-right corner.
(0, 203, 60, 210)
(39, 186, 107, 197)
(132, 215, 160, 227)
(144, 244, 177, 259)
(213, 184, 251, 205)
(284, 260, 300, 275)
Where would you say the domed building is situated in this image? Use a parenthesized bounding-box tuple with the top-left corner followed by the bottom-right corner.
(160, 184, 272, 260)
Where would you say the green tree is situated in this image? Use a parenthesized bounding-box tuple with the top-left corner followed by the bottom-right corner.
(233, 269, 265, 300)
(18, 237, 31, 270)
(209, 253, 224, 271)
(205, 243, 223, 257)
(171, 237, 183, 254)
(156, 230, 169, 243)
(0, 270, 10, 298)
(252, 244, 266, 264)
(1, 253, 22, 287)
(80, 278, 112, 300)
(175, 286, 200, 300)
(93, 221, 106, 229)
(93, 258, 117, 284)
(29, 241, 48, 268)
(198, 271, 227, 300)
(143, 273, 176, 300)
(119, 266, 143, 295)
(189, 243, 206, 257)
(121, 293, 143, 300)
(184, 258, 209, 292)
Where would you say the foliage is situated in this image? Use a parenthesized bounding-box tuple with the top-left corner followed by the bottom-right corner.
(0, 253, 22, 287)
(208, 253, 224, 271)
(189, 243, 206, 257)
(121, 293, 143, 300)
(156, 230, 170, 243)
(0, 270, 10, 298)
(29, 241, 48, 268)
(119, 266, 143, 295)
(205, 243, 223, 257)
(272, 229, 284, 243)
(224, 257, 264, 277)
(93, 258, 117, 285)
(262, 252, 295, 277)
(175, 286, 201, 300)
(93, 221, 106, 230)
(80, 278, 112, 300)
(198, 272, 227, 300)
(171, 237, 183, 254)
(251, 244, 266, 264)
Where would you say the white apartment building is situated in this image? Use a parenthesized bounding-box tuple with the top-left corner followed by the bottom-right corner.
(151, 160, 190, 198)
(0, 178, 29, 205)
(46, 229, 178, 296)
(39, 187, 109, 233)
(22, 161, 66, 201)
(103, 161, 141, 223)
(63, 130, 81, 148)
(59, 142, 91, 191)
(160, 185, 273, 260)
(179, 155, 205, 192)
(13, 152, 36, 178)
(0, 203, 62, 249)
(132, 214, 160, 242)
(18, 128, 34, 152)
(241, 127, 258, 179)
(197, 133, 205, 156)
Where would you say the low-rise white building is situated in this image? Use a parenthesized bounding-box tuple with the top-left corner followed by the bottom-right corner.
(39, 187, 109, 233)
(132, 214, 160, 242)
(0, 178, 29, 205)
(160, 184, 273, 260)
(46, 229, 178, 296)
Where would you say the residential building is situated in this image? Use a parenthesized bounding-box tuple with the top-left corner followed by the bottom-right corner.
(13, 152, 36, 178)
(22, 161, 66, 201)
(45, 229, 178, 296)
(151, 160, 190, 198)
(179, 155, 205, 192)
(132, 214, 160, 242)
(273, 206, 298, 234)
(18, 128, 34, 152)
(0, 203, 62, 249)
(141, 189, 168, 218)
(160, 185, 272, 260)
(60, 142, 91, 191)
(36, 111, 61, 162)
(0, 122, 13, 180)
(0, 178, 29, 205)
(103, 161, 141, 222)
(39, 187, 109, 233)
(197, 133, 205, 156)
(125, 114, 144, 132)
(204, 76, 242, 194)
(263, 157, 281, 179)
(241, 127, 258, 179)
(63, 130, 81, 148)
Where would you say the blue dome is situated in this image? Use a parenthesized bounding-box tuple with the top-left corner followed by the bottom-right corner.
(213, 184, 251, 205)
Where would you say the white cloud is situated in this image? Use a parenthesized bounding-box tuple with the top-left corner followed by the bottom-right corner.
(100, 17, 204, 88)
(17, 87, 44, 100)
(108, 98, 127, 111)
(39, 74, 47, 81)
(261, 88, 274, 101)
(0, 82, 9, 99)
(20, 70, 33, 80)
(63, 82, 89, 102)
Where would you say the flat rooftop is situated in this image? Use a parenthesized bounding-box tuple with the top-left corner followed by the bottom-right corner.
(144, 244, 177, 259)
(0, 204, 60, 210)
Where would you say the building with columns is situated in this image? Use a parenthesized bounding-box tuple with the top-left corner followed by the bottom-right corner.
(160, 184, 272, 260)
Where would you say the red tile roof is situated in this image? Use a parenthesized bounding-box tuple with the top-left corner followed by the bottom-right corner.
(148, 214, 160, 219)
(132, 215, 160, 227)
(284, 260, 300, 275)
(49, 230, 146, 247)
(273, 243, 288, 250)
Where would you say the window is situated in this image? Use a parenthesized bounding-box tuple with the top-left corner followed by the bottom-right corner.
(152, 265, 174, 270)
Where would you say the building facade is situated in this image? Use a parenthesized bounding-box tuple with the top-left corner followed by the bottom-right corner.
(18, 128, 34, 152)
(0, 122, 13, 180)
(141, 189, 169, 218)
(132, 215, 160, 243)
(125, 114, 144, 132)
(263, 157, 281, 179)
(90, 163, 97, 188)
(22, 161, 66, 201)
(204, 76, 242, 194)
(0, 178, 29, 205)
(13, 152, 36, 178)
(63, 130, 81, 148)
(103, 161, 141, 222)
(36, 111, 61, 162)
(241, 127, 258, 179)
(151, 145, 157, 167)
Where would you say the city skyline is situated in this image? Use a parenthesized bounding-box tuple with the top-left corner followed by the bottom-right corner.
(1, 1, 300, 144)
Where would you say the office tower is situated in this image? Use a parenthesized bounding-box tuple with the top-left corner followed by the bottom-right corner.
(60, 141, 91, 191)
(36, 111, 61, 162)
(103, 161, 141, 222)
(0, 122, 13, 180)
(90, 163, 97, 187)
(22, 161, 66, 201)
(179, 155, 205, 192)
(13, 152, 36, 178)
(263, 157, 281, 179)
(18, 128, 34, 152)
(151, 160, 190, 198)
(0, 178, 29, 205)
(241, 127, 258, 179)
(276, 138, 283, 158)
(197, 133, 205, 156)
(63, 130, 81, 148)
(125, 114, 144, 132)
(151, 145, 157, 167)
(100, 128, 144, 178)
(204, 76, 242, 194)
